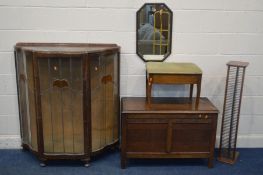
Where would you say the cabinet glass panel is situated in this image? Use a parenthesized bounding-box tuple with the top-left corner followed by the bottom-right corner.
(105, 53, 119, 145)
(15, 50, 38, 151)
(90, 53, 119, 152)
(90, 54, 105, 151)
(16, 50, 29, 147)
(38, 56, 84, 154)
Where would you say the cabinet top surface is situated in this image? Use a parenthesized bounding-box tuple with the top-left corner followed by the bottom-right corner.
(122, 97, 218, 114)
(15, 43, 120, 54)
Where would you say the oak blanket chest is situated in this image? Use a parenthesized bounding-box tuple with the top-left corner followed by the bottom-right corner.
(121, 97, 218, 168)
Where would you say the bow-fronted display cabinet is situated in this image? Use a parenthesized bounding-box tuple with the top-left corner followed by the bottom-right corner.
(14, 43, 120, 166)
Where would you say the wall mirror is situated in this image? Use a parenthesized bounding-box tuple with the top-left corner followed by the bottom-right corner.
(136, 3, 173, 62)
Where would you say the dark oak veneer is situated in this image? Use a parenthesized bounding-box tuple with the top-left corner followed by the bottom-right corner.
(121, 97, 218, 168)
(15, 43, 120, 166)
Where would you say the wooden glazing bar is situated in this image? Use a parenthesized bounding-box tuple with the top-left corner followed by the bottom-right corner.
(32, 53, 44, 155)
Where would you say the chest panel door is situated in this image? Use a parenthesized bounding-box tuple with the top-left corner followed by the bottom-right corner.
(171, 118, 212, 152)
(126, 120, 167, 152)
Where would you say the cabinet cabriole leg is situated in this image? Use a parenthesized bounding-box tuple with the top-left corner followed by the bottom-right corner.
(82, 158, 90, 167)
(39, 158, 47, 167)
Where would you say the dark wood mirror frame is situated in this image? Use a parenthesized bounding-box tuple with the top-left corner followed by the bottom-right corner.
(136, 3, 173, 62)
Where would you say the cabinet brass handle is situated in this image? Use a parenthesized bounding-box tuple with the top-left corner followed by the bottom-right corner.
(95, 66, 98, 71)
(198, 114, 202, 118)
(205, 115, 208, 119)
(53, 66, 58, 71)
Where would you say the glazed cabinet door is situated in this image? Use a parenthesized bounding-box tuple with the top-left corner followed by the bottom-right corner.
(90, 54, 106, 152)
(90, 53, 119, 152)
(38, 56, 84, 154)
(104, 53, 119, 146)
(15, 50, 38, 151)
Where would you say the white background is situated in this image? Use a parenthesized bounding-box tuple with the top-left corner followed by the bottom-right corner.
(0, 0, 263, 148)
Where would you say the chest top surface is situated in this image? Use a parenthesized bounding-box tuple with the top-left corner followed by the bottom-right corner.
(122, 97, 218, 114)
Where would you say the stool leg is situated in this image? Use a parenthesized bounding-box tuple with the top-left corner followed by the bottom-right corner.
(146, 76, 149, 101)
(190, 84, 193, 100)
(196, 82, 201, 108)
(146, 76, 152, 104)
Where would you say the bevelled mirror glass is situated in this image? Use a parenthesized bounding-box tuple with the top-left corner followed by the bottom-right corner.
(136, 3, 173, 62)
